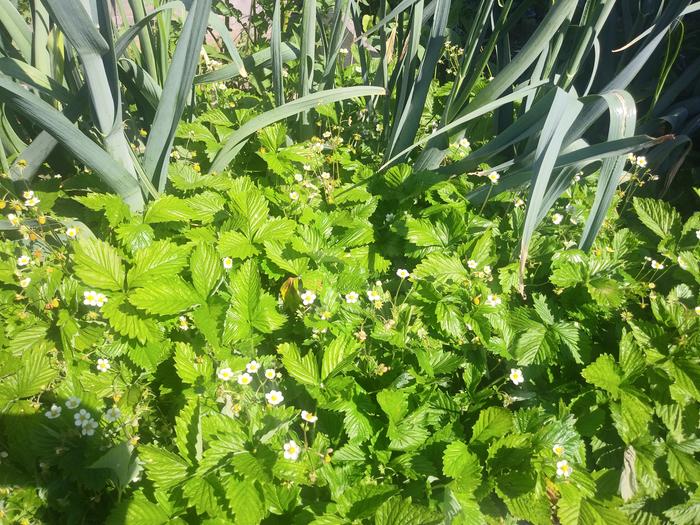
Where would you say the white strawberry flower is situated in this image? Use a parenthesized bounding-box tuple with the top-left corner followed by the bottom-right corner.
(222, 257, 233, 270)
(396, 268, 410, 279)
(300, 290, 316, 306)
(179, 316, 189, 330)
(81, 419, 98, 436)
(294, 173, 304, 182)
(487, 172, 500, 184)
(218, 368, 234, 381)
(264, 368, 276, 380)
(320, 171, 331, 180)
(25, 196, 40, 207)
(83, 290, 97, 306)
(458, 138, 470, 149)
(514, 198, 525, 208)
(265, 390, 284, 405)
(367, 290, 381, 302)
(556, 459, 572, 478)
(301, 410, 318, 423)
(8, 213, 20, 226)
(94, 293, 108, 307)
(45, 404, 62, 419)
(65, 226, 78, 238)
(283, 440, 300, 460)
(237, 373, 253, 385)
(96, 358, 111, 373)
(695, 306, 700, 315)
(552, 444, 564, 456)
(467, 259, 478, 269)
(636, 156, 647, 168)
(22, 190, 35, 200)
(650, 259, 664, 270)
(246, 360, 260, 373)
(74, 409, 92, 427)
(509, 368, 524, 385)
(16, 255, 30, 266)
(65, 396, 81, 409)
(19, 277, 31, 288)
(289, 191, 299, 201)
(552, 213, 564, 225)
(104, 407, 121, 423)
(345, 291, 359, 304)
(485, 294, 501, 307)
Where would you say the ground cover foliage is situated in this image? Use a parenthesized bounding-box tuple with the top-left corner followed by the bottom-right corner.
(0, 0, 699, 524)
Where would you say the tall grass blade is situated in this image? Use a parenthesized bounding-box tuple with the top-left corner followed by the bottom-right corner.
(518, 88, 583, 295)
(194, 43, 298, 84)
(0, 0, 32, 60)
(144, 0, 212, 192)
(30, 0, 51, 77)
(321, 0, 350, 89)
(271, 0, 284, 106)
(384, 0, 451, 162)
(43, 0, 137, 177)
(298, 0, 316, 135)
(414, 0, 577, 170)
(579, 91, 636, 250)
(128, 0, 159, 81)
(209, 86, 385, 173)
(0, 75, 143, 209)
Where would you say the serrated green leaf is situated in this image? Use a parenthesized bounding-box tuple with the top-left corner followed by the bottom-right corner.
(128, 240, 189, 288)
(75, 193, 131, 227)
(174, 342, 213, 385)
(633, 197, 681, 239)
(175, 398, 202, 464)
(550, 261, 587, 288)
(442, 441, 482, 494)
(182, 477, 220, 517)
(406, 217, 450, 247)
(102, 295, 162, 344)
(254, 217, 297, 243)
(190, 243, 223, 298)
(514, 323, 556, 365)
(470, 407, 513, 444)
(14, 348, 57, 398)
(186, 191, 226, 224)
(277, 342, 319, 386)
(321, 333, 358, 379)
(436, 301, 465, 338)
(73, 239, 125, 291)
(139, 445, 189, 490)
(376, 390, 408, 425)
(129, 277, 201, 315)
(582, 354, 622, 398)
(225, 479, 265, 525)
(222, 260, 285, 342)
(375, 496, 440, 525)
(218, 230, 259, 260)
(414, 252, 468, 283)
(587, 277, 624, 308)
(144, 195, 195, 223)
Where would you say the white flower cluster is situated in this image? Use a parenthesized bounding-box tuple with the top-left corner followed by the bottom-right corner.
(45, 395, 121, 438)
(217, 361, 282, 404)
(83, 290, 108, 307)
(627, 153, 647, 168)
